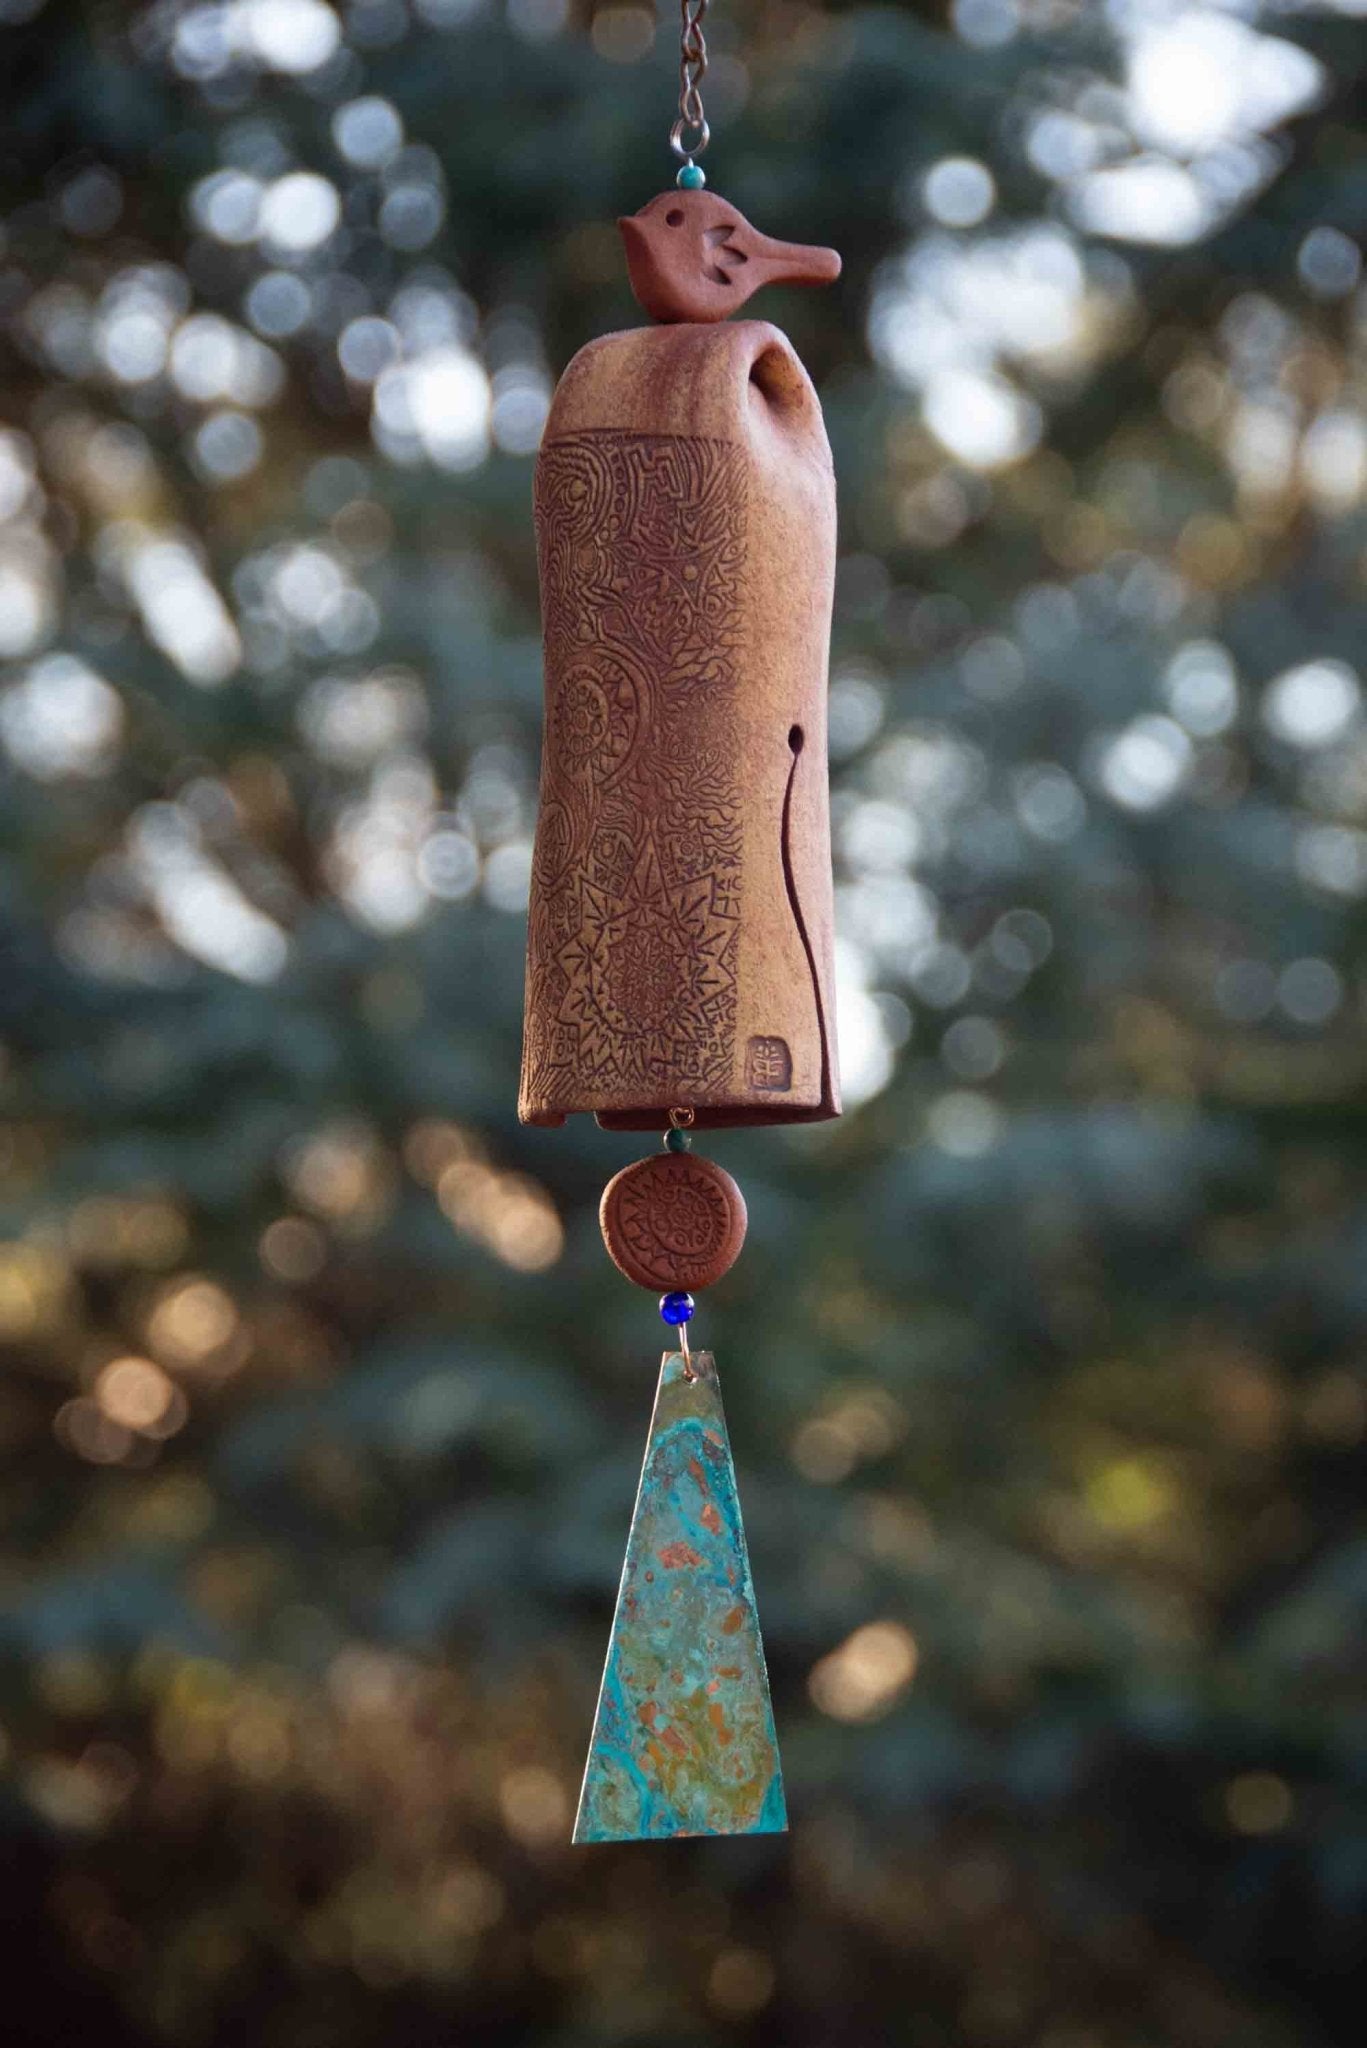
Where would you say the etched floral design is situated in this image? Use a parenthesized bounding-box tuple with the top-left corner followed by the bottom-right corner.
(523, 430, 746, 1117)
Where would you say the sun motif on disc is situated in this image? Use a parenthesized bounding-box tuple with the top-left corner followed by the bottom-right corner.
(600, 1153, 747, 1291)
(640, 1176, 725, 1255)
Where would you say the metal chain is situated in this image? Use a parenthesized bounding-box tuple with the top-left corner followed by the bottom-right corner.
(669, 0, 710, 162)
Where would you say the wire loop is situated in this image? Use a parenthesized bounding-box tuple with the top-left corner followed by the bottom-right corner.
(669, 114, 711, 162)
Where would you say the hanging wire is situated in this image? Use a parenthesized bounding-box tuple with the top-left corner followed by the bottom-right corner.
(669, 0, 710, 163)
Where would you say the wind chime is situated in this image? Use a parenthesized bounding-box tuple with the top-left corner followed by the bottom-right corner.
(520, 0, 841, 1842)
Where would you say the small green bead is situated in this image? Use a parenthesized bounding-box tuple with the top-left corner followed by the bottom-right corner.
(664, 1126, 691, 1154)
(676, 163, 706, 191)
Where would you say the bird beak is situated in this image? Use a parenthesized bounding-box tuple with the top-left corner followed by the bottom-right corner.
(617, 216, 648, 254)
(751, 234, 842, 288)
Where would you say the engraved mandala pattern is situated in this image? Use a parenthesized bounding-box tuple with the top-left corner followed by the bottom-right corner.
(524, 430, 745, 1114)
(603, 1154, 743, 1291)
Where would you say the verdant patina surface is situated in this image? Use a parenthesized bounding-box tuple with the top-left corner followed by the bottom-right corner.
(574, 1351, 786, 1844)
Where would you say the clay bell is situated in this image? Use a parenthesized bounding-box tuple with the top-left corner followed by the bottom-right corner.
(519, 315, 840, 1131)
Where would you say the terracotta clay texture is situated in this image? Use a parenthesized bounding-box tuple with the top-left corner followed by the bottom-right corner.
(600, 1151, 748, 1293)
(618, 190, 841, 325)
(519, 319, 839, 1131)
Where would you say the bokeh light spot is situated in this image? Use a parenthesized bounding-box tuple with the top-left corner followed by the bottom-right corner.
(809, 1622, 918, 1723)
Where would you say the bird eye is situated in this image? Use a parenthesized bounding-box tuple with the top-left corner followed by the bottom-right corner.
(665, 209, 684, 227)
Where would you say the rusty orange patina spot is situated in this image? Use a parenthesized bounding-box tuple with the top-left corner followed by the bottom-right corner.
(658, 1540, 702, 1570)
(721, 1604, 746, 1634)
(708, 1701, 734, 1746)
(700, 1502, 722, 1534)
(688, 1456, 708, 1492)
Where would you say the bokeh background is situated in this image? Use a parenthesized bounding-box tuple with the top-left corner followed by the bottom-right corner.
(2, 0, 1365, 2042)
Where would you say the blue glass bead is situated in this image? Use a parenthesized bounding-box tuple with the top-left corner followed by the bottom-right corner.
(660, 1290, 695, 1326)
(676, 162, 706, 191)
(664, 1126, 691, 1154)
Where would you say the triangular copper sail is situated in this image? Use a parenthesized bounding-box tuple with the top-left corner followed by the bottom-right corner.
(574, 1350, 786, 1843)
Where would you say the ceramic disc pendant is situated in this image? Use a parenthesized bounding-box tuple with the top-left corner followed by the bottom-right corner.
(600, 1151, 747, 1293)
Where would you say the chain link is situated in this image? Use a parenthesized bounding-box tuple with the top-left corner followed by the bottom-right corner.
(669, 0, 710, 161)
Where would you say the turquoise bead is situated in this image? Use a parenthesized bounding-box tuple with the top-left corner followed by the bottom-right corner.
(676, 162, 706, 191)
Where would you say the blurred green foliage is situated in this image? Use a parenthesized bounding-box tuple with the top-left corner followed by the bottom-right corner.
(1, 1, 1366, 2043)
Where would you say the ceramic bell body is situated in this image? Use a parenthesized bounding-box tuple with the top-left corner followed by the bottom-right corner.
(520, 319, 839, 1131)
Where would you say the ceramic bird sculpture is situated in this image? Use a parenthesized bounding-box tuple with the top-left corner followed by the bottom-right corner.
(618, 189, 841, 324)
